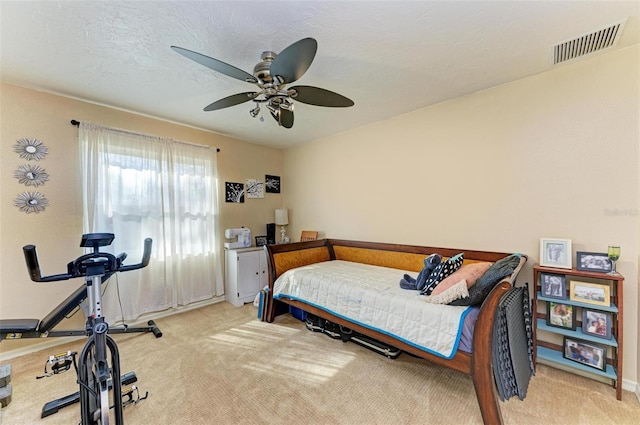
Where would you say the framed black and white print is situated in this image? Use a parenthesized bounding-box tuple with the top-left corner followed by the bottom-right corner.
(540, 273, 566, 299)
(582, 309, 612, 340)
(576, 251, 612, 273)
(540, 238, 572, 269)
(225, 182, 245, 203)
(246, 179, 264, 198)
(265, 175, 280, 193)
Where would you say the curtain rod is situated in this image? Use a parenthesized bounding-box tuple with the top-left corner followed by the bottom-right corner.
(70, 120, 220, 152)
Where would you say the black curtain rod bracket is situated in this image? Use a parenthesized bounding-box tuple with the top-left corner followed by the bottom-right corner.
(69, 119, 220, 152)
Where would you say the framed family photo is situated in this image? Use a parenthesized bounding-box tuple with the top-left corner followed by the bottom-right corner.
(546, 302, 576, 330)
(582, 309, 613, 340)
(569, 280, 610, 307)
(540, 238, 572, 269)
(563, 337, 607, 371)
(576, 251, 612, 273)
(540, 273, 566, 299)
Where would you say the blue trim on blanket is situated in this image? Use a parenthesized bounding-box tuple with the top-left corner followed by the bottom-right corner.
(274, 294, 472, 360)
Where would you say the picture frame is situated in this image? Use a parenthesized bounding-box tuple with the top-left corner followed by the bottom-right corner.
(540, 273, 566, 299)
(582, 309, 613, 340)
(265, 175, 281, 193)
(546, 302, 576, 330)
(225, 182, 245, 203)
(576, 251, 612, 273)
(569, 280, 610, 307)
(563, 337, 607, 371)
(540, 238, 572, 269)
(255, 235, 268, 247)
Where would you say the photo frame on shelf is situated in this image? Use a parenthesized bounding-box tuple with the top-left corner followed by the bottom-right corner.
(546, 302, 576, 330)
(563, 337, 607, 371)
(540, 238, 572, 269)
(582, 309, 613, 340)
(576, 251, 612, 273)
(255, 235, 268, 247)
(540, 273, 566, 299)
(569, 280, 610, 307)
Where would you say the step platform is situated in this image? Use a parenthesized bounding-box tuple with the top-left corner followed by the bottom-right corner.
(305, 314, 402, 359)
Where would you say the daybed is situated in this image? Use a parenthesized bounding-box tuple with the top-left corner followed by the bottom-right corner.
(264, 238, 527, 425)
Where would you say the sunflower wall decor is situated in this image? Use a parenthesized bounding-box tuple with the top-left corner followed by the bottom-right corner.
(13, 138, 48, 161)
(14, 164, 49, 187)
(14, 191, 49, 213)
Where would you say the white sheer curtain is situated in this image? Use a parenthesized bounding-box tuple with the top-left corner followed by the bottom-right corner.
(79, 122, 223, 321)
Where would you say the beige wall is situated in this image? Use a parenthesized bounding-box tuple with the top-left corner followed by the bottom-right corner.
(1, 46, 638, 388)
(0, 84, 283, 326)
(283, 46, 640, 385)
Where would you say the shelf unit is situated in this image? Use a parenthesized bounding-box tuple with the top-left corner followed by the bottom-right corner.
(533, 264, 624, 400)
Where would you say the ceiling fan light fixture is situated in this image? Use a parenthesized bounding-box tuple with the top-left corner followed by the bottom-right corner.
(280, 101, 294, 112)
(267, 104, 281, 126)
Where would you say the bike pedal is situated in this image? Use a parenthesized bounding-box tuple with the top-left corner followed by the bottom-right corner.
(121, 385, 148, 407)
(36, 351, 77, 379)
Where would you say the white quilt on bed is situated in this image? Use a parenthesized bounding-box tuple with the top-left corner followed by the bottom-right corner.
(273, 260, 471, 359)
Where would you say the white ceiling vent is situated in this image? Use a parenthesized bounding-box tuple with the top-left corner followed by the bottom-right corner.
(553, 20, 626, 65)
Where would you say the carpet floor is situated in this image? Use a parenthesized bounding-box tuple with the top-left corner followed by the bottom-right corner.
(1, 301, 639, 424)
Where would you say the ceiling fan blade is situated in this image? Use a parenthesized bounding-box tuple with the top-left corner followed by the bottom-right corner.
(270, 38, 317, 84)
(171, 46, 257, 83)
(290, 86, 354, 107)
(280, 108, 294, 129)
(203, 92, 258, 111)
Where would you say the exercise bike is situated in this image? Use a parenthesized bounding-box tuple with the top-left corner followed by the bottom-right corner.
(17, 233, 152, 425)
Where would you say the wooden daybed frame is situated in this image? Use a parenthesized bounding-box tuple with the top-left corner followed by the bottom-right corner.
(264, 239, 526, 425)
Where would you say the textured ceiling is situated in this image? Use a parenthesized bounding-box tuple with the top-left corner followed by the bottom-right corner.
(1, 1, 638, 148)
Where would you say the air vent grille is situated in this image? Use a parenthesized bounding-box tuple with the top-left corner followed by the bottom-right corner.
(553, 21, 625, 64)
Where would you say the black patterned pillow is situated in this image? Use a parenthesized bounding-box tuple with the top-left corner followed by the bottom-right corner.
(420, 253, 464, 295)
(449, 254, 523, 306)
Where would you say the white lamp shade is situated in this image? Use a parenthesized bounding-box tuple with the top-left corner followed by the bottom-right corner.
(275, 208, 289, 226)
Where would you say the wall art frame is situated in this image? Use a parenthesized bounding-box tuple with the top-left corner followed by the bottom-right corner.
(265, 175, 281, 193)
(225, 182, 245, 203)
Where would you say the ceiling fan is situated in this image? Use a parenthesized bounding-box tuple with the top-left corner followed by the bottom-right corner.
(171, 38, 354, 129)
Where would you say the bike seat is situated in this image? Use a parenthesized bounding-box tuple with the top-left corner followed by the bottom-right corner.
(0, 319, 40, 333)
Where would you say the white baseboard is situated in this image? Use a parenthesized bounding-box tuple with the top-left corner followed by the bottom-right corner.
(622, 377, 639, 394)
(0, 296, 225, 362)
(636, 382, 640, 404)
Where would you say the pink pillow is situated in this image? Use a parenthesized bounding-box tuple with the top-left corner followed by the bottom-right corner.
(430, 262, 493, 296)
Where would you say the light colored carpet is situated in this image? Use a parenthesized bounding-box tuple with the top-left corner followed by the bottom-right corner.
(1, 301, 639, 424)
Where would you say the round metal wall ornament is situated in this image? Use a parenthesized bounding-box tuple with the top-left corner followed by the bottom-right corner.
(14, 191, 49, 213)
(13, 138, 48, 160)
(14, 164, 49, 187)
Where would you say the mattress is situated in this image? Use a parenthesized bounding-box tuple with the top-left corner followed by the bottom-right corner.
(273, 260, 474, 359)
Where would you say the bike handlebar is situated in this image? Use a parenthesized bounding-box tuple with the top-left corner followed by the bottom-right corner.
(23, 238, 152, 283)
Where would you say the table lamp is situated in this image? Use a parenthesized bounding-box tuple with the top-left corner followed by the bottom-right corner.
(275, 208, 289, 244)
